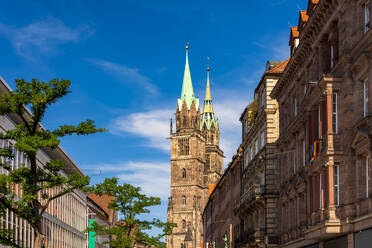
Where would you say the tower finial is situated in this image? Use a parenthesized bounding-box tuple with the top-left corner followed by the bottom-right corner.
(206, 56, 210, 71)
(185, 41, 189, 51)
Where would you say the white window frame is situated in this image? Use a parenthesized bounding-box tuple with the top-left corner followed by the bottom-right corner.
(334, 165, 340, 206)
(365, 1, 370, 33)
(294, 38, 299, 48)
(303, 139, 306, 167)
(332, 93, 338, 133)
(364, 79, 369, 117)
(367, 156, 370, 198)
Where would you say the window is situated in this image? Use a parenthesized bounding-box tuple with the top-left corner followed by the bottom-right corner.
(332, 93, 338, 133)
(318, 104, 321, 138)
(182, 196, 186, 205)
(364, 79, 369, 117)
(182, 168, 186, 178)
(182, 219, 186, 228)
(319, 174, 322, 209)
(367, 157, 370, 198)
(261, 131, 265, 148)
(293, 150, 296, 175)
(261, 90, 265, 108)
(245, 149, 249, 167)
(178, 138, 190, 156)
(302, 139, 306, 167)
(255, 139, 258, 154)
(365, 1, 370, 33)
(330, 45, 334, 68)
(251, 146, 254, 160)
(294, 96, 297, 116)
(334, 165, 340, 206)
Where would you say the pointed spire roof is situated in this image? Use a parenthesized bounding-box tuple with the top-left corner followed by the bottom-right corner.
(200, 64, 218, 131)
(203, 66, 214, 114)
(178, 44, 199, 111)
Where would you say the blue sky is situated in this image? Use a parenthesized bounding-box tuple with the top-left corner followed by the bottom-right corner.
(0, 0, 305, 229)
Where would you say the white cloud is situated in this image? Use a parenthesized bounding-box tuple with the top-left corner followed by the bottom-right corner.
(109, 93, 248, 166)
(86, 161, 170, 200)
(110, 108, 173, 151)
(0, 16, 92, 59)
(214, 98, 247, 163)
(89, 59, 158, 95)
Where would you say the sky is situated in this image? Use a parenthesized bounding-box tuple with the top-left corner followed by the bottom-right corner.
(0, 0, 306, 232)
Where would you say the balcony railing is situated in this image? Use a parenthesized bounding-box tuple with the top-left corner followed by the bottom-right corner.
(234, 184, 265, 213)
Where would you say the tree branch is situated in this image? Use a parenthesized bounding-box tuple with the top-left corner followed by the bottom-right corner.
(40, 187, 73, 216)
(16, 108, 31, 133)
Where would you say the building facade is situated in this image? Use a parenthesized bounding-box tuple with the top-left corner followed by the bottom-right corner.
(203, 150, 242, 248)
(0, 77, 89, 248)
(234, 60, 287, 248)
(88, 194, 117, 248)
(270, 0, 372, 247)
(167, 46, 223, 248)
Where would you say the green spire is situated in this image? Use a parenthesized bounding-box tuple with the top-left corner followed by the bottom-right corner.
(201, 64, 218, 131)
(178, 44, 199, 111)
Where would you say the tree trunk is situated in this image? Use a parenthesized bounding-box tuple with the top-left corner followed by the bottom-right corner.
(34, 231, 45, 248)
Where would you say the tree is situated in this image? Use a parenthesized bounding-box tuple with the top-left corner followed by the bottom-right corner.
(0, 79, 105, 247)
(88, 178, 176, 248)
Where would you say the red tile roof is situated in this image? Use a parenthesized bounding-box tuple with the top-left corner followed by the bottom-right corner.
(265, 58, 290, 74)
(88, 193, 114, 217)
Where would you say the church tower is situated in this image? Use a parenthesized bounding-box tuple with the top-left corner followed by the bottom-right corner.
(200, 63, 224, 187)
(167, 46, 223, 248)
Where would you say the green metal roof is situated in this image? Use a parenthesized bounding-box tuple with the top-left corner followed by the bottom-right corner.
(200, 68, 218, 131)
(178, 48, 200, 111)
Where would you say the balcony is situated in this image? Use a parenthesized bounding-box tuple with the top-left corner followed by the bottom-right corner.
(234, 184, 265, 216)
(234, 228, 264, 248)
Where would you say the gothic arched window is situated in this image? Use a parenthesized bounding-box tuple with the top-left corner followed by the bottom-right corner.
(182, 195, 186, 205)
(182, 168, 186, 178)
(182, 219, 186, 228)
(183, 117, 187, 128)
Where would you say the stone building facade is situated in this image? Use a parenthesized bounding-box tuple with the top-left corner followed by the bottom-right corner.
(203, 150, 242, 248)
(234, 60, 287, 248)
(270, 0, 372, 247)
(167, 46, 223, 248)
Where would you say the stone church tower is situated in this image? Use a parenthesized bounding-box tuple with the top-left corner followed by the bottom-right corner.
(167, 45, 223, 248)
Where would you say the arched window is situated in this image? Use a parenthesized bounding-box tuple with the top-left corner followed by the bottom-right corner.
(182, 219, 186, 228)
(183, 117, 186, 127)
(182, 168, 186, 178)
(182, 195, 186, 205)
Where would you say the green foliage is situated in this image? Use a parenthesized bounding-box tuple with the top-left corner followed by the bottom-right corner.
(0, 78, 105, 247)
(87, 178, 176, 248)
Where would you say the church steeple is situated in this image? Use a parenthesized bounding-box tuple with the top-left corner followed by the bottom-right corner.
(178, 44, 199, 111)
(201, 63, 218, 131)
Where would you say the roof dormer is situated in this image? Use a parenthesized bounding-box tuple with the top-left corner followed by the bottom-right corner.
(298, 11, 309, 33)
(306, 0, 319, 17)
(289, 27, 299, 56)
